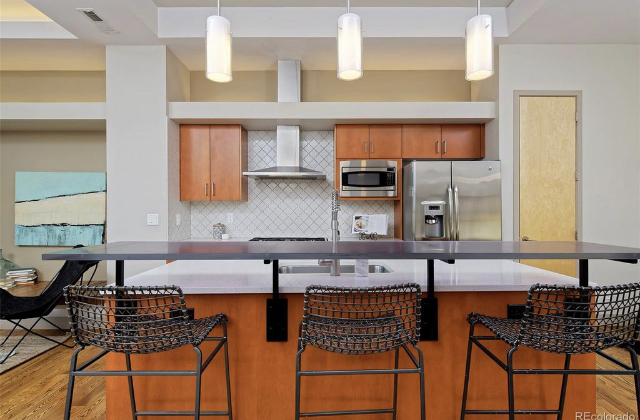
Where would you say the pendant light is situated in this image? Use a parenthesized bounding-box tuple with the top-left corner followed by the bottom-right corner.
(465, 0, 493, 81)
(337, 0, 363, 81)
(206, 0, 232, 83)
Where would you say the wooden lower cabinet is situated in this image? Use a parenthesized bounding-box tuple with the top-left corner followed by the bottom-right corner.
(105, 291, 595, 420)
(180, 124, 247, 202)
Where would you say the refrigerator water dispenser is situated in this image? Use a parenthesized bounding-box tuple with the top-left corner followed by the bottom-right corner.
(421, 200, 446, 239)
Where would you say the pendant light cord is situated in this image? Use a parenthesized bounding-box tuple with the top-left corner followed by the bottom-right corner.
(477, 0, 480, 15)
(217, 0, 221, 16)
(347, 0, 350, 13)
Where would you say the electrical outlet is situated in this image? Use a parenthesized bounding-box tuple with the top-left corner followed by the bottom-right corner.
(507, 304, 526, 320)
(146, 214, 159, 226)
(226, 213, 233, 224)
(175, 213, 181, 226)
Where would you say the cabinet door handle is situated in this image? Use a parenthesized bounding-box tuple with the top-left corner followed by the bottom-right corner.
(364, 140, 368, 154)
(211, 183, 215, 196)
(436, 140, 440, 154)
(371, 140, 375, 154)
(205, 183, 208, 196)
(443, 140, 447, 154)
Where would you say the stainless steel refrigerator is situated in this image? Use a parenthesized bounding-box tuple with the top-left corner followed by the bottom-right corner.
(403, 161, 502, 241)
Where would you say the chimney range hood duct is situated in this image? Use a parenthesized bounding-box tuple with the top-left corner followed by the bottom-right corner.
(243, 61, 326, 180)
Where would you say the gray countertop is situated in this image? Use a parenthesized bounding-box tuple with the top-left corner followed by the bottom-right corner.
(42, 240, 640, 261)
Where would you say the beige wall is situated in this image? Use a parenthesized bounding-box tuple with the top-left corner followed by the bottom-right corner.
(0, 71, 106, 102)
(191, 71, 277, 102)
(0, 131, 107, 282)
(190, 70, 470, 102)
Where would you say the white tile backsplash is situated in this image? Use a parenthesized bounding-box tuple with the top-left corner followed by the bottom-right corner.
(190, 130, 395, 239)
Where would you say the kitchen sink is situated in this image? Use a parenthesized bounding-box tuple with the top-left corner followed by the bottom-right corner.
(278, 264, 393, 274)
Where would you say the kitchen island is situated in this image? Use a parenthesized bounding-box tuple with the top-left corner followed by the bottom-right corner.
(44, 241, 640, 420)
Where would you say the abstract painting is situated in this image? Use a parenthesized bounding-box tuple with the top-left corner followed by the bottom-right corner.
(14, 172, 106, 246)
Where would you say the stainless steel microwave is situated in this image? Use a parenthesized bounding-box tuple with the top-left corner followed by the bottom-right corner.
(339, 160, 398, 197)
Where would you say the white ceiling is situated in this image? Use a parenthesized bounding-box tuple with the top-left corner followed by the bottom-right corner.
(153, 0, 514, 7)
(0, 0, 637, 72)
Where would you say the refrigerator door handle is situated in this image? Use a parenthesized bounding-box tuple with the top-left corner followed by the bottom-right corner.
(454, 185, 460, 241)
(447, 184, 454, 240)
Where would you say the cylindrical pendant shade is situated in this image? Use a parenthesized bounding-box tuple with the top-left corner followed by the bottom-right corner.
(206, 15, 232, 83)
(337, 13, 363, 81)
(465, 14, 493, 81)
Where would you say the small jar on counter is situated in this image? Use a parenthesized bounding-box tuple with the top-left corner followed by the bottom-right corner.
(212, 223, 226, 240)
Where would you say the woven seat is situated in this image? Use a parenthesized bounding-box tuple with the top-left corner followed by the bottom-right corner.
(460, 282, 640, 420)
(63, 285, 232, 420)
(296, 284, 425, 420)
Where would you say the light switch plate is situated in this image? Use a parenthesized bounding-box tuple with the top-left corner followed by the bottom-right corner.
(226, 213, 233, 224)
(176, 214, 181, 226)
(147, 214, 159, 226)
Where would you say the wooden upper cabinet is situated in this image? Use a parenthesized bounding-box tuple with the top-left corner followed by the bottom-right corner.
(180, 125, 211, 201)
(335, 125, 370, 159)
(180, 124, 248, 202)
(441, 125, 484, 159)
(401, 125, 442, 159)
(369, 125, 402, 158)
(210, 125, 248, 201)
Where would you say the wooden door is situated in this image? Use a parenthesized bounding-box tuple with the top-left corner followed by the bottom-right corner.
(441, 125, 483, 159)
(519, 96, 577, 276)
(335, 125, 370, 159)
(401, 125, 442, 158)
(210, 125, 248, 201)
(180, 125, 210, 201)
(369, 125, 402, 158)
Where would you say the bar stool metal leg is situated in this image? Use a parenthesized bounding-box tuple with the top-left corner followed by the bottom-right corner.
(459, 320, 477, 420)
(416, 344, 426, 420)
(64, 347, 83, 420)
(556, 354, 571, 420)
(392, 347, 400, 420)
(295, 347, 304, 420)
(507, 346, 518, 420)
(222, 324, 233, 420)
(194, 346, 203, 420)
(627, 345, 640, 417)
(125, 354, 138, 420)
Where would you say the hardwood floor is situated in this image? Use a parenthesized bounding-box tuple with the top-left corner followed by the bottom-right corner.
(0, 343, 636, 419)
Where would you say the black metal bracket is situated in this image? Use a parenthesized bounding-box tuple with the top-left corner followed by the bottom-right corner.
(420, 259, 438, 341)
(265, 260, 288, 342)
(579, 259, 588, 287)
(115, 260, 124, 286)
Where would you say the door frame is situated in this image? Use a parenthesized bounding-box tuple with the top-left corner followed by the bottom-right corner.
(513, 90, 583, 244)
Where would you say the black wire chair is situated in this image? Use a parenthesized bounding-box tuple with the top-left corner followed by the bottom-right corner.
(63, 285, 232, 420)
(460, 282, 640, 420)
(0, 248, 99, 364)
(296, 283, 425, 420)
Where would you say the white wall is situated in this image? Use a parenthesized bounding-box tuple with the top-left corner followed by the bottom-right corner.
(106, 46, 170, 280)
(498, 44, 640, 285)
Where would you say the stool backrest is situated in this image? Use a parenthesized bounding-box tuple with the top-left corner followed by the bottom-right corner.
(522, 283, 640, 353)
(302, 283, 421, 354)
(64, 285, 193, 353)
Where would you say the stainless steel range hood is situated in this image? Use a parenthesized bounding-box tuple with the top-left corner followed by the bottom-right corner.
(243, 61, 326, 180)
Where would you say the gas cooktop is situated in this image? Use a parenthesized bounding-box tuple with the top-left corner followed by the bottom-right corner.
(249, 237, 326, 242)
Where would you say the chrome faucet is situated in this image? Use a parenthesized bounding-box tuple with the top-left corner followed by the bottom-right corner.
(319, 189, 341, 276)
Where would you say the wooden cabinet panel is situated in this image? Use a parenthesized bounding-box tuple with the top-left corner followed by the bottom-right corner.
(180, 125, 210, 201)
(335, 125, 369, 159)
(369, 125, 402, 158)
(441, 124, 483, 159)
(210, 125, 248, 201)
(401, 125, 442, 158)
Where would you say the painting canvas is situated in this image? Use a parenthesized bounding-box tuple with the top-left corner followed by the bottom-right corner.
(14, 172, 106, 246)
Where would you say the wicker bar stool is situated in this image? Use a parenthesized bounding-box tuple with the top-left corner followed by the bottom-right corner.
(295, 283, 425, 420)
(460, 282, 640, 420)
(62, 285, 233, 420)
